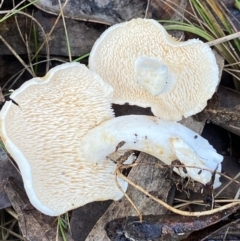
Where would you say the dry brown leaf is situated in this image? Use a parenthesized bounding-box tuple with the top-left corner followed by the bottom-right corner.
(29, 0, 182, 25)
(4, 177, 74, 241)
(0, 146, 22, 210)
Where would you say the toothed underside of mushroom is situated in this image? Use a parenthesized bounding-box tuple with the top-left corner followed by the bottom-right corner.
(0, 62, 124, 216)
(80, 115, 223, 189)
(89, 18, 219, 121)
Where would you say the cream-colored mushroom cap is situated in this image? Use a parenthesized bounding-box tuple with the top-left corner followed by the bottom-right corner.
(89, 18, 219, 121)
(0, 62, 126, 216)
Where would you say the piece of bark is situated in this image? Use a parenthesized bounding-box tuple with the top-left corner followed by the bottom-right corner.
(0, 1, 183, 56)
(0, 14, 31, 56)
(0, 146, 22, 210)
(0, 11, 104, 56)
(105, 205, 239, 241)
(4, 177, 74, 241)
(30, 0, 147, 25)
(211, 87, 240, 135)
(70, 201, 112, 241)
(86, 153, 175, 241)
(34, 11, 107, 57)
(195, 86, 240, 136)
(30, 0, 182, 25)
(181, 214, 240, 241)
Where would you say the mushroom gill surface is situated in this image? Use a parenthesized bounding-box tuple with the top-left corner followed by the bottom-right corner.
(0, 62, 118, 216)
(89, 18, 219, 121)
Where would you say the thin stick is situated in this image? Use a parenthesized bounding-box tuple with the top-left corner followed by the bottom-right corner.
(224, 68, 240, 82)
(0, 35, 33, 76)
(207, 31, 240, 46)
(215, 172, 240, 198)
(0, 10, 50, 72)
(234, 188, 240, 200)
(116, 169, 240, 217)
(32, 0, 69, 71)
(144, 0, 151, 19)
(225, 61, 240, 67)
(114, 172, 142, 221)
(57, 0, 72, 62)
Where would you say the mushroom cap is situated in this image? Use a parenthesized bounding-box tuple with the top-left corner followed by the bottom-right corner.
(0, 62, 126, 216)
(89, 18, 219, 121)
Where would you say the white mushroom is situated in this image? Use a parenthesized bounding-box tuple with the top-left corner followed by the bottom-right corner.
(0, 62, 119, 216)
(0, 63, 222, 216)
(89, 18, 219, 121)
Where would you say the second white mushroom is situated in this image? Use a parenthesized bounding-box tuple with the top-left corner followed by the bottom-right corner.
(89, 18, 219, 121)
